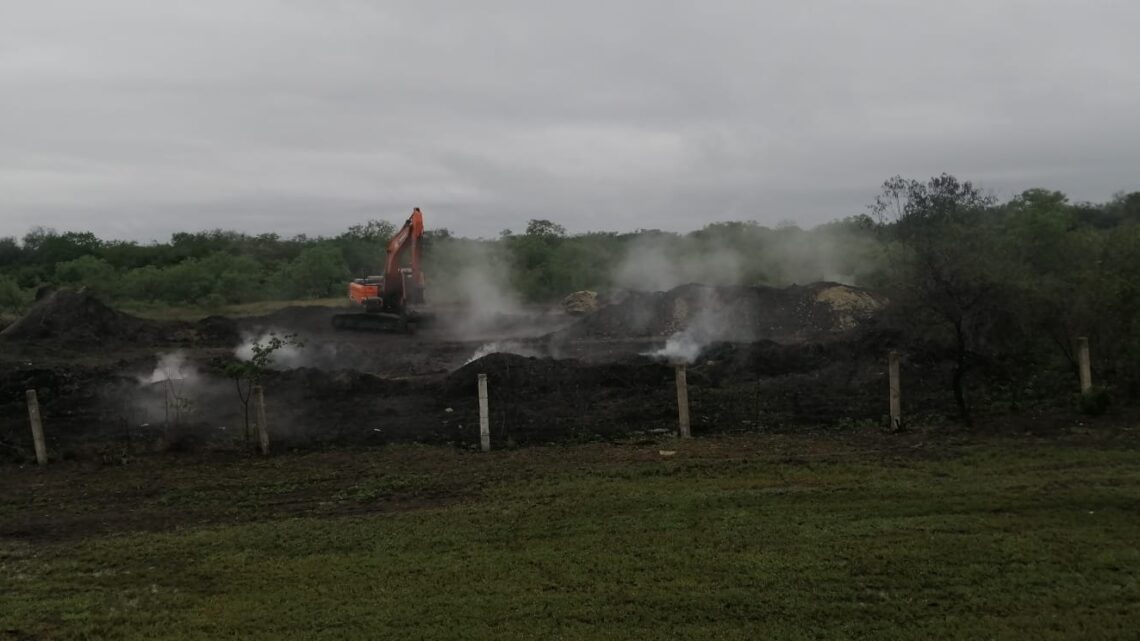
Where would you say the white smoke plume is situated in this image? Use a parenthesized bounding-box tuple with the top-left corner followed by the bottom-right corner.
(647, 332, 704, 365)
(644, 287, 734, 365)
(611, 224, 879, 293)
(234, 331, 307, 368)
(451, 264, 521, 321)
(613, 235, 743, 292)
(139, 350, 197, 385)
(428, 240, 525, 337)
(128, 351, 232, 439)
(463, 340, 543, 365)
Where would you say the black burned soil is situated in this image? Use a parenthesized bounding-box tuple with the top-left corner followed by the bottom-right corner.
(0, 284, 1085, 462)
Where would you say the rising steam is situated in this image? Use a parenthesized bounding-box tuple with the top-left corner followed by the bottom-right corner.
(427, 241, 523, 336)
(127, 351, 231, 439)
(642, 287, 729, 364)
(234, 331, 307, 368)
(463, 340, 543, 364)
(139, 350, 197, 385)
(611, 224, 877, 294)
(613, 235, 742, 292)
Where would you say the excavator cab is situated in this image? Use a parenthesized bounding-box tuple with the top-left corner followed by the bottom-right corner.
(400, 267, 425, 305)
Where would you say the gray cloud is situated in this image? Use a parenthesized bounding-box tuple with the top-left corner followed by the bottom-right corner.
(1, 0, 1137, 241)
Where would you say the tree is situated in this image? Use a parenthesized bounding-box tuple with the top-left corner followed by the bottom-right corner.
(224, 333, 303, 446)
(337, 220, 396, 277)
(873, 174, 1001, 425)
(997, 189, 1088, 367)
(524, 219, 566, 238)
(277, 245, 349, 298)
(871, 174, 995, 232)
(21, 228, 102, 265)
(343, 219, 397, 242)
(199, 253, 265, 303)
(0, 275, 26, 313)
(0, 237, 21, 268)
(1106, 191, 1140, 224)
(54, 255, 118, 297)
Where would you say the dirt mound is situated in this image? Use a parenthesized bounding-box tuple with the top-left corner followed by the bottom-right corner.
(554, 282, 883, 343)
(0, 289, 240, 346)
(0, 289, 159, 344)
(812, 283, 883, 330)
(562, 291, 598, 315)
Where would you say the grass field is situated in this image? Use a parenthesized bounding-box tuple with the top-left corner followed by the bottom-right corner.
(2, 429, 1138, 640)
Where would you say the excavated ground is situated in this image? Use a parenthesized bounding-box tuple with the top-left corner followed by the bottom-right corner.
(0, 284, 1079, 462)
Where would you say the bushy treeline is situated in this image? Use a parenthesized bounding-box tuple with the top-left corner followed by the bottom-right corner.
(0, 222, 404, 310)
(865, 178, 1140, 418)
(0, 210, 885, 311)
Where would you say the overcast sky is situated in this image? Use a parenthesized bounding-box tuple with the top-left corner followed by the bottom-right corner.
(1, 0, 1137, 242)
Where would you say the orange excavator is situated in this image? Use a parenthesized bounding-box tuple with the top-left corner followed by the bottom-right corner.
(332, 207, 429, 333)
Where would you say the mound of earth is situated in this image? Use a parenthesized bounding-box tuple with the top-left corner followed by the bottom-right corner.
(562, 290, 598, 315)
(554, 282, 883, 343)
(0, 288, 239, 346)
(0, 289, 159, 344)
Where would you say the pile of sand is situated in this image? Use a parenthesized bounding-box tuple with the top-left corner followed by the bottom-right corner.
(562, 291, 599, 315)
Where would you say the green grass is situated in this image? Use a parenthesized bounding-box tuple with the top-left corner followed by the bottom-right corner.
(2, 433, 1139, 640)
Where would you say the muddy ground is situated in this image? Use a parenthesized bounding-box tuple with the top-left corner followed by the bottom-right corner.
(0, 285, 1092, 462)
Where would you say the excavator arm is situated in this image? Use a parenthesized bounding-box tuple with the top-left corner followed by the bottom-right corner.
(382, 207, 425, 308)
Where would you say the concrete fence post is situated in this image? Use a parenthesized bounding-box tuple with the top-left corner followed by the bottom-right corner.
(477, 373, 490, 452)
(1077, 337, 1092, 393)
(26, 389, 47, 465)
(253, 385, 270, 456)
(888, 351, 901, 431)
(675, 365, 691, 439)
